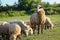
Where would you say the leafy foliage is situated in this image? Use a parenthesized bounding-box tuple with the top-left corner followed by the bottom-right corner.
(0, 0, 60, 17)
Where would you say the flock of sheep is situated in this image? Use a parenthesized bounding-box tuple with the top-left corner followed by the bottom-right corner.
(0, 5, 54, 40)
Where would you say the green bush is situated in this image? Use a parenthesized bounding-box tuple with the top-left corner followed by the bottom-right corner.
(19, 11, 26, 16)
(0, 10, 27, 17)
(0, 12, 8, 17)
(45, 7, 60, 15)
(6, 10, 27, 17)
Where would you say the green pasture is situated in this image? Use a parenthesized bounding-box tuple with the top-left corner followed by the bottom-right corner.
(0, 14, 60, 40)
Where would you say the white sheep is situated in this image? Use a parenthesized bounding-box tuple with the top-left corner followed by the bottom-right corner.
(37, 5, 47, 34)
(8, 20, 33, 37)
(30, 13, 54, 34)
(44, 17, 54, 30)
(0, 22, 21, 40)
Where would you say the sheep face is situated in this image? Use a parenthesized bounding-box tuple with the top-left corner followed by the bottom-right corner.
(25, 25, 33, 37)
(37, 5, 43, 12)
(50, 23, 54, 29)
(29, 28, 33, 35)
(24, 21, 33, 36)
(45, 21, 54, 30)
(25, 23, 33, 35)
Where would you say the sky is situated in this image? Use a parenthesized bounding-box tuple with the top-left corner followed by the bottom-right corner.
(0, 0, 60, 6)
(42, 0, 60, 4)
(1, 0, 18, 6)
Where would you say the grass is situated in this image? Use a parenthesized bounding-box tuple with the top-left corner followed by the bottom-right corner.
(0, 15, 30, 22)
(0, 14, 60, 40)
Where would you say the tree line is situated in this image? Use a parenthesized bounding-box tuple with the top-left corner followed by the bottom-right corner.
(0, 0, 60, 17)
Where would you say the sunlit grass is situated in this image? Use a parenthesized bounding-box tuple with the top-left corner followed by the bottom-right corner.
(0, 14, 60, 40)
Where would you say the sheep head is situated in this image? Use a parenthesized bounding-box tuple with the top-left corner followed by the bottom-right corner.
(37, 5, 43, 12)
(37, 5, 45, 15)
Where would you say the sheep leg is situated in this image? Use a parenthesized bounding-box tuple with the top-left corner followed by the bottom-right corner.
(41, 23, 44, 34)
(17, 34, 22, 40)
(0, 35, 3, 40)
(6, 34, 10, 40)
(30, 24, 34, 34)
(2, 34, 6, 40)
(33, 25, 36, 34)
(38, 25, 40, 34)
(25, 31, 29, 37)
(10, 34, 17, 40)
(44, 25, 47, 30)
(47, 26, 50, 29)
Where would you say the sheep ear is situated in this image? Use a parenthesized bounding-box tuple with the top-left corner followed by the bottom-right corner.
(40, 7, 43, 8)
(39, 5, 43, 8)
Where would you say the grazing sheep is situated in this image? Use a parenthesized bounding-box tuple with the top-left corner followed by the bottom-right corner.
(0, 22, 21, 40)
(8, 20, 33, 37)
(44, 17, 54, 30)
(24, 21, 33, 35)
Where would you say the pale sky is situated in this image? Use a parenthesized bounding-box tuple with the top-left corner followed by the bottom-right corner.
(1, 0, 60, 6)
(42, 0, 60, 4)
(1, 0, 18, 6)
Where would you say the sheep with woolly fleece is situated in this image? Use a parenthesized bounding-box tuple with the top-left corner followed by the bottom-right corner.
(0, 22, 21, 40)
(24, 21, 33, 35)
(30, 13, 54, 34)
(44, 17, 54, 30)
(8, 20, 33, 37)
(37, 5, 46, 34)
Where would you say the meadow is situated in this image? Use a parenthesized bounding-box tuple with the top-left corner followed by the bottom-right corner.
(0, 14, 60, 40)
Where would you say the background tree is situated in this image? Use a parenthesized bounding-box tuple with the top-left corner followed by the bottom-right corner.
(18, 0, 41, 14)
(0, 0, 1, 6)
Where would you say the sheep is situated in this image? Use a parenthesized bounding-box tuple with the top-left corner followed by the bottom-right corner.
(24, 21, 33, 35)
(0, 22, 21, 40)
(8, 23, 21, 40)
(44, 17, 54, 30)
(30, 12, 54, 34)
(8, 20, 33, 37)
(36, 5, 46, 34)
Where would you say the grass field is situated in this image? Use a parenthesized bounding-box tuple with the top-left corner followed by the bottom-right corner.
(0, 14, 60, 40)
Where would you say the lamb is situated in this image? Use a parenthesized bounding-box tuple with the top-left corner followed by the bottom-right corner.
(8, 20, 33, 37)
(0, 22, 21, 40)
